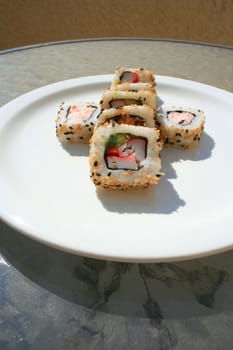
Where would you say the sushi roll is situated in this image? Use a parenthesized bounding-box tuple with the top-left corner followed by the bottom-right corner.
(156, 106, 205, 149)
(89, 123, 163, 190)
(110, 82, 155, 91)
(96, 105, 157, 128)
(111, 66, 156, 91)
(56, 102, 100, 143)
(100, 89, 157, 110)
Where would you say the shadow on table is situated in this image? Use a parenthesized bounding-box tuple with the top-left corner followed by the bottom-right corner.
(0, 219, 232, 323)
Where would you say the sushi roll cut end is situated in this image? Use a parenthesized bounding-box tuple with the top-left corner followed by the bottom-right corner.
(56, 102, 100, 143)
(156, 107, 205, 149)
(89, 123, 163, 190)
(112, 66, 156, 88)
(100, 90, 157, 111)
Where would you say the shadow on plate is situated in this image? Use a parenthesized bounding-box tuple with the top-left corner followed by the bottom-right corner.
(157, 95, 165, 110)
(60, 131, 214, 215)
(161, 131, 215, 179)
(61, 142, 89, 157)
(0, 219, 233, 322)
(97, 177, 185, 214)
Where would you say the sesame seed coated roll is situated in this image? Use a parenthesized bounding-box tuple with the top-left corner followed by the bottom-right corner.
(111, 66, 156, 91)
(56, 102, 100, 143)
(96, 105, 157, 128)
(156, 106, 205, 149)
(89, 123, 163, 190)
(100, 89, 157, 111)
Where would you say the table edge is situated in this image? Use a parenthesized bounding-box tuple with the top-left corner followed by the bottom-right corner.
(1, 37, 233, 55)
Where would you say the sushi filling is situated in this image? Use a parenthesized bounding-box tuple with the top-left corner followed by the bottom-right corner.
(110, 114, 145, 126)
(109, 99, 143, 108)
(104, 133, 147, 170)
(167, 110, 196, 126)
(66, 104, 98, 122)
(119, 71, 139, 83)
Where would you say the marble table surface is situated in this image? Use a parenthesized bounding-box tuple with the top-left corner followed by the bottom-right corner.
(0, 39, 233, 349)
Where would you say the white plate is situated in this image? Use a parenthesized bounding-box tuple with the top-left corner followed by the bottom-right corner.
(0, 75, 233, 262)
